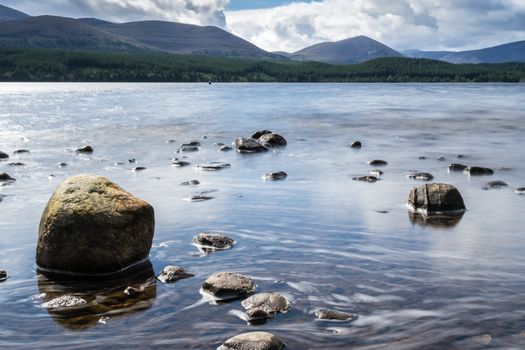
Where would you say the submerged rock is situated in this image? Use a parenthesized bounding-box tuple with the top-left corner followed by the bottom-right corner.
(58, 162, 67, 167)
(241, 293, 290, 315)
(352, 176, 379, 183)
(251, 130, 273, 139)
(370, 169, 384, 177)
(8, 162, 25, 167)
(75, 146, 93, 154)
(202, 272, 255, 300)
(193, 232, 235, 250)
(262, 171, 287, 181)
(418, 156, 427, 160)
(368, 160, 388, 166)
(186, 195, 214, 202)
(408, 183, 466, 213)
(14, 149, 30, 154)
(157, 266, 194, 284)
(407, 172, 434, 181)
(448, 163, 468, 172)
(195, 162, 231, 171)
(172, 159, 191, 167)
(219, 332, 284, 350)
(0, 172, 15, 182)
(131, 167, 147, 172)
(0, 151, 9, 159)
(464, 166, 494, 176)
(181, 180, 200, 186)
(349, 140, 362, 149)
(219, 145, 233, 152)
(36, 174, 155, 275)
(483, 180, 508, 190)
(180, 141, 201, 147)
(316, 309, 358, 321)
(0, 270, 7, 281)
(179, 146, 199, 152)
(42, 295, 87, 314)
(258, 133, 287, 147)
(438, 157, 447, 161)
(235, 138, 268, 153)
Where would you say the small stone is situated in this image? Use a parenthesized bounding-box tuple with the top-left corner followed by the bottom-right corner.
(464, 166, 494, 176)
(407, 172, 434, 181)
(219, 332, 284, 350)
(262, 171, 287, 181)
(370, 169, 384, 176)
(128, 158, 136, 163)
(181, 141, 201, 147)
(172, 160, 191, 167)
(235, 138, 268, 153)
(483, 180, 508, 190)
(42, 295, 87, 310)
(186, 195, 214, 202)
(457, 154, 467, 159)
(181, 180, 200, 186)
(58, 162, 67, 167)
(202, 272, 255, 300)
(0, 270, 7, 281)
(214, 142, 225, 147)
(438, 157, 447, 161)
(14, 149, 30, 154)
(132, 167, 146, 171)
(75, 145, 93, 154)
(448, 163, 468, 171)
(179, 146, 199, 152)
(316, 309, 358, 321)
(368, 160, 388, 166)
(251, 130, 273, 139)
(220, 146, 233, 152)
(353, 176, 379, 183)
(241, 293, 291, 314)
(8, 162, 25, 166)
(167, 139, 176, 144)
(195, 162, 231, 171)
(124, 286, 140, 296)
(157, 266, 194, 284)
(258, 133, 287, 147)
(516, 188, 525, 195)
(349, 140, 362, 149)
(193, 232, 235, 250)
(0, 151, 9, 159)
(418, 156, 427, 160)
(0, 172, 15, 182)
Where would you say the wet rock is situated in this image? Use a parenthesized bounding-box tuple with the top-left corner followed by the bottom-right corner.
(370, 169, 384, 177)
(195, 162, 231, 171)
(316, 309, 358, 322)
(179, 146, 199, 152)
(181, 141, 201, 147)
(235, 138, 268, 153)
(251, 130, 273, 139)
(214, 142, 225, 147)
(42, 295, 88, 314)
(418, 156, 427, 160)
(128, 159, 136, 163)
(193, 232, 235, 250)
(167, 139, 176, 144)
(0, 172, 15, 182)
(448, 163, 468, 172)
(181, 180, 200, 186)
(464, 166, 494, 176)
(8, 162, 25, 167)
(172, 159, 191, 167)
(202, 272, 255, 300)
(408, 183, 466, 213)
(457, 154, 467, 159)
(36, 174, 155, 275)
(245, 308, 273, 322)
(516, 188, 525, 195)
(368, 160, 388, 166)
(438, 157, 447, 161)
(407, 172, 434, 181)
(157, 266, 194, 284)
(483, 180, 508, 190)
(58, 162, 67, 167)
(14, 149, 30, 154)
(75, 146, 93, 154)
(352, 176, 379, 183)
(124, 286, 140, 297)
(241, 293, 291, 315)
(258, 133, 287, 147)
(186, 195, 214, 202)
(0, 270, 7, 281)
(349, 140, 362, 149)
(219, 332, 284, 350)
(262, 171, 287, 181)
(0, 151, 9, 159)
(220, 145, 233, 152)
(0, 194, 5, 203)
(131, 167, 146, 172)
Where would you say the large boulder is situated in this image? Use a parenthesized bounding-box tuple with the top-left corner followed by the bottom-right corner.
(408, 183, 466, 213)
(36, 175, 155, 275)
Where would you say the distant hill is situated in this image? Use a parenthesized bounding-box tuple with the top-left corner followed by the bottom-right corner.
(0, 4, 29, 22)
(289, 36, 402, 64)
(404, 41, 525, 63)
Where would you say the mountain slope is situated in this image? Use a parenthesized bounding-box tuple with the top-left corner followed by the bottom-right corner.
(405, 41, 525, 63)
(290, 36, 402, 64)
(0, 4, 29, 22)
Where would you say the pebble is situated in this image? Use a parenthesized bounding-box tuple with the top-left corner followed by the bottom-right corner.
(370, 169, 384, 176)
(131, 167, 147, 172)
(195, 162, 231, 171)
(516, 188, 525, 195)
(172, 160, 191, 167)
(179, 146, 199, 152)
(0, 270, 7, 282)
(316, 309, 358, 321)
(181, 180, 200, 186)
(262, 171, 287, 181)
(181, 141, 201, 147)
(367, 160, 388, 166)
(0, 151, 9, 159)
(349, 141, 362, 149)
(8, 162, 25, 167)
(0, 173, 15, 182)
(220, 146, 233, 151)
(75, 145, 93, 154)
(186, 195, 214, 202)
(13, 149, 30, 154)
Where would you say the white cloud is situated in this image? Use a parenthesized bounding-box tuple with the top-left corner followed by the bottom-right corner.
(226, 0, 525, 52)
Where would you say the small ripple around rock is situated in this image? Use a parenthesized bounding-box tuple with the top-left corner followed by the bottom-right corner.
(219, 332, 285, 350)
(157, 266, 194, 284)
(315, 309, 358, 322)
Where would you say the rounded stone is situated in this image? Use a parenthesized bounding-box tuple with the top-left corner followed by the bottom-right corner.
(316, 309, 358, 321)
(193, 232, 235, 249)
(353, 176, 379, 183)
(0, 151, 9, 159)
(75, 145, 93, 154)
(219, 332, 284, 350)
(516, 188, 525, 195)
(0, 270, 7, 281)
(408, 183, 466, 213)
(262, 171, 287, 181)
(258, 133, 287, 147)
(241, 293, 291, 314)
(448, 163, 468, 172)
(36, 174, 155, 275)
(157, 266, 194, 284)
(407, 172, 434, 181)
(235, 138, 268, 153)
(368, 160, 388, 166)
(464, 166, 494, 176)
(0, 172, 15, 182)
(349, 140, 362, 148)
(202, 272, 255, 300)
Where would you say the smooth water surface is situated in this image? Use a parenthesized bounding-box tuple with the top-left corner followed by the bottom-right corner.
(0, 83, 524, 349)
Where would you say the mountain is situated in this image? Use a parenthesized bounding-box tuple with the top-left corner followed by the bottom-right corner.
(289, 36, 402, 64)
(404, 41, 525, 63)
(0, 4, 29, 22)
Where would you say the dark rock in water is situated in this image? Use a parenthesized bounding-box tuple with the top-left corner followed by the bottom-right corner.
(214, 142, 225, 147)
(8, 162, 25, 167)
(0, 172, 15, 182)
(241, 293, 291, 314)
(172, 160, 191, 167)
(157, 266, 194, 284)
(166, 139, 176, 144)
(58, 162, 67, 167)
(516, 188, 525, 195)
(316, 309, 358, 321)
(418, 156, 427, 160)
(193, 232, 235, 250)
(220, 145, 233, 152)
(132, 167, 146, 172)
(128, 159, 136, 163)
(181, 141, 201, 147)
(258, 133, 287, 147)
(36, 175, 155, 275)
(464, 166, 494, 176)
(368, 160, 388, 166)
(235, 137, 268, 153)
(407, 172, 434, 181)
(438, 157, 447, 161)
(75, 146, 93, 154)
(457, 154, 467, 159)
(124, 286, 140, 297)
(0, 151, 9, 160)
(202, 272, 255, 300)
(353, 176, 379, 183)
(251, 130, 273, 139)
(262, 171, 287, 181)
(483, 180, 508, 190)
(448, 163, 468, 172)
(195, 162, 231, 171)
(370, 169, 384, 177)
(219, 332, 284, 350)
(14, 149, 30, 154)
(408, 183, 466, 213)
(179, 146, 199, 152)
(186, 195, 214, 202)
(349, 140, 362, 149)
(0, 270, 7, 281)
(181, 180, 200, 186)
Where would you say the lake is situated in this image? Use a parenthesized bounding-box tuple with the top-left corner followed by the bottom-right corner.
(1, 83, 525, 349)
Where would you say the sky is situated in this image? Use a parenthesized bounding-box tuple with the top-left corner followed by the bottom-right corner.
(3, 0, 525, 52)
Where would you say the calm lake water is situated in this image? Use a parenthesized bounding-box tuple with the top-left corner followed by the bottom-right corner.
(0, 83, 524, 349)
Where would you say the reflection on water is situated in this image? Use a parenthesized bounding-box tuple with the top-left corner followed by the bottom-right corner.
(408, 211, 465, 228)
(0, 83, 525, 349)
(36, 261, 156, 330)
